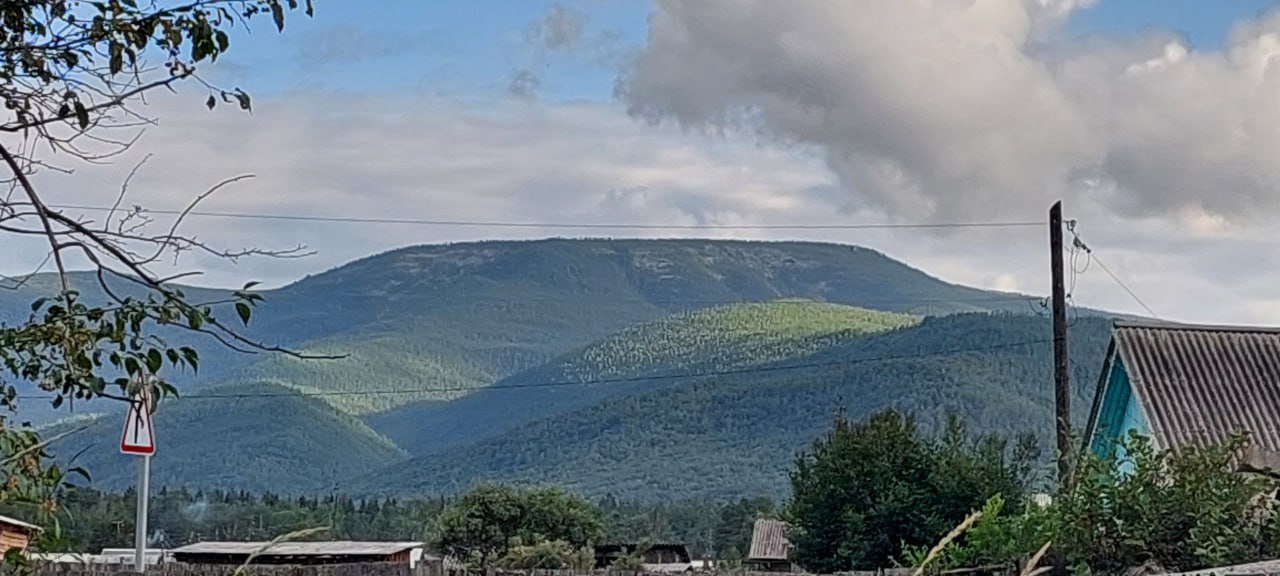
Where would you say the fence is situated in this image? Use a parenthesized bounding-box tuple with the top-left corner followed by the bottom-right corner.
(28, 562, 411, 576)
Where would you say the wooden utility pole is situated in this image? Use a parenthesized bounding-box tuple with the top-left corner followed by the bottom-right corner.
(1049, 201, 1072, 491)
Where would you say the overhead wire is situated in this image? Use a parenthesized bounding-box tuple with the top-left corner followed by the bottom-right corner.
(16, 336, 1056, 402)
(43, 203, 1044, 231)
(1063, 217, 1158, 319)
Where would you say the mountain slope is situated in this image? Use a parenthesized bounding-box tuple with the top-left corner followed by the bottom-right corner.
(1, 239, 1080, 495)
(48, 381, 406, 493)
(357, 314, 1113, 500)
(370, 301, 917, 456)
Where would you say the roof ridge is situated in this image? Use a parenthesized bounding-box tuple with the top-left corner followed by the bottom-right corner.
(1115, 319, 1280, 334)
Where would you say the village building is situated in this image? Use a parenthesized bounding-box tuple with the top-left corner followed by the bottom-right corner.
(1084, 321, 1280, 472)
(747, 518, 794, 572)
(0, 514, 40, 556)
(169, 541, 425, 568)
(592, 543, 692, 572)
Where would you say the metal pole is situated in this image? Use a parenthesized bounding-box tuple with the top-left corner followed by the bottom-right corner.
(1049, 201, 1073, 491)
(134, 453, 151, 573)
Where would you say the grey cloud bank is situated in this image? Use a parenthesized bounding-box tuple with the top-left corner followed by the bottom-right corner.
(622, 0, 1280, 226)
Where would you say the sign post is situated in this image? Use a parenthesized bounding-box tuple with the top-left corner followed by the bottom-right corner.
(121, 382, 156, 573)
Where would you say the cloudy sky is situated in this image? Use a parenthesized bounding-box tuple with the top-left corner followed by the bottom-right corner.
(7, 0, 1280, 325)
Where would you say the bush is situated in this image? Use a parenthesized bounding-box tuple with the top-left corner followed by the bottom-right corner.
(496, 539, 594, 570)
(787, 410, 1038, 572)
(906, 431, 1280, 576)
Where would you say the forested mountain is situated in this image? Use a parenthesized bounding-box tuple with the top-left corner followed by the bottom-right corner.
(358, 314, 1113, 500)
(0, 239, 1113, 498)
(370, 301, 917, 456)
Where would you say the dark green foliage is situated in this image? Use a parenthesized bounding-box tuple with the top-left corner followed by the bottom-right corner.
(432, 484, 602, 568)
(0, 487, 446, 553)
(362, 314, 1109, 501)
(786, 409, 1037, 572)
(1055, 432, 1280, 574)
(912, 433, 1280, 576)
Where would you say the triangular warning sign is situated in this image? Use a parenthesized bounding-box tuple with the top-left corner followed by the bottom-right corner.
(120, 389, 155, 455)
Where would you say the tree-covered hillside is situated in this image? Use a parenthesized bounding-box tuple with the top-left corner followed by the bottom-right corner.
(47, 381, 407, 493)
(371, 301, 916, 456)
(2, 239, 1099, 498)
(360, 314, 1113, 501)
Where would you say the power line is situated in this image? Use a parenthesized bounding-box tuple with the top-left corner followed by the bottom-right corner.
(45, 203, 1043, 231)
(1062, 218, 1158, 319)
(17, 337, 1054, 403)
(1092, 254, 1158, 318)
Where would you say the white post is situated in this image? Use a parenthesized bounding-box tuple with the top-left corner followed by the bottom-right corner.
(134, 453, 151, 573)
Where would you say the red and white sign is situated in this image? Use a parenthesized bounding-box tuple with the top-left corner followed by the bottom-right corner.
(120, 387, 155, 455)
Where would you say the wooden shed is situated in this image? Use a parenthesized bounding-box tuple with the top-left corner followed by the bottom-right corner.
(170, 541, 424, 567)
(0, 514, 41, 555)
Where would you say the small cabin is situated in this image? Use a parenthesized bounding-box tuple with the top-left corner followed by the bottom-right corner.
(593, 543, 692, 571)
(1084, 321, 1280, 474)
(0, 514, 40, 556)
(747, 519, 795, 572)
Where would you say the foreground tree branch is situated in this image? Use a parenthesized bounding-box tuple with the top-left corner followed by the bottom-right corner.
(0, 1, 322, 564)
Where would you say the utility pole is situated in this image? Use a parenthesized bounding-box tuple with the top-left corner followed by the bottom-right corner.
(1049, 201, 1072, 491)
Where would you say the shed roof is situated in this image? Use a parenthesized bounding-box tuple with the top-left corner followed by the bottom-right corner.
(748, 519, 789, 561)
(170, 541, 422, 557)
(0, 514, 41, 532)
(1084, 320, 1280, 453)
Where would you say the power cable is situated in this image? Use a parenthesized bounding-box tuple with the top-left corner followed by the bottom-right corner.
(44, 203, 1044, 231)
(1063, 218, 1158, 319)
(17, 336, 1055, 402)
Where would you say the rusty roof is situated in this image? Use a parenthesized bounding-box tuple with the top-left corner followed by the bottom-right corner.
(748, 519, 789, 561)
(1085, 320, 1280, 453)
(170, 541, 422, 557)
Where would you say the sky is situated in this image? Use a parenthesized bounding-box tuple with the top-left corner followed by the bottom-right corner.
(7, 0, 1280, 325)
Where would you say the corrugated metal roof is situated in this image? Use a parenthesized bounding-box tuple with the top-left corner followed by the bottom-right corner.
(170, 541, 422, 557)
(1096, 321, 1280, 453)
(748, 519, 789, 561)
(0, 514, 41, 532)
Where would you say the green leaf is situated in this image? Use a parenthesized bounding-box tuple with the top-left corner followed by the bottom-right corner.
(30, 298, 46, 312)
(180, 347, 199, 372)
(73, 101, 89, 130)
(146, 349, 163, 373)
(206, 94, 216, 110)
(271, 2, 285, 32)
(235, 302, 252, 325)
(242, 281, 261, 290)
(234, 90, 252, 112)
(108, 41, 123, 74)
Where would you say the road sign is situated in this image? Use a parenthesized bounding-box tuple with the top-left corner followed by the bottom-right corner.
(120, 387, 155, 455)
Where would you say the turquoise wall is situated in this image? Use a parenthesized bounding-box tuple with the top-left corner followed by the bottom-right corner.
(1089, 357, 1151, 472)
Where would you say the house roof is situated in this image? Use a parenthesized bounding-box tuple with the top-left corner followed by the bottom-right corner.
(0, 514, 41, 532)
(170, 541, 422, 557)
(748, 519, 789, 561)
(1084, 321, 1280, 454)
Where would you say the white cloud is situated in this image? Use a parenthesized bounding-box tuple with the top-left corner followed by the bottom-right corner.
(9, 0, 1280, 329)
(621, 0, 1280, 229)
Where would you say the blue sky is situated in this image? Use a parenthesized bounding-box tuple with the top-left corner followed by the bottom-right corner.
(215, 0, 1280, 103)
(16, 0, 1280, 325)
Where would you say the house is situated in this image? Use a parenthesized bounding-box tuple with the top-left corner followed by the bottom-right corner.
(0, 514, 40, 556)
(1083, 321, 1280, 470)
(592, 543, 692, 572)
(747, 518, 794, 572)
(170, 541, 424, 567)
